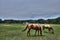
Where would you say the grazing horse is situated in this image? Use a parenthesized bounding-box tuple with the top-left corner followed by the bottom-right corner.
(42, 24, 54, 34)
(22, 24, 42, 36)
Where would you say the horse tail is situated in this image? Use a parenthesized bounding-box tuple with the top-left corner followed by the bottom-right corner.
(22, 25, 28, 32)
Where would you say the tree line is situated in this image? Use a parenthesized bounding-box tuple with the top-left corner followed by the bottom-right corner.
(0, 17, 60, 24)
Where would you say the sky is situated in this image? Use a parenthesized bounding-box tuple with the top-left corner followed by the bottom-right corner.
(0, 0, 60, 20)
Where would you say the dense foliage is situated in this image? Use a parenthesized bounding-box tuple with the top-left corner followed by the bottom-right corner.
(0, 17, 60, 24)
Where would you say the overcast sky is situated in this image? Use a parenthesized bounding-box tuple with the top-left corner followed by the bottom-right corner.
(0, 0, 60, 20)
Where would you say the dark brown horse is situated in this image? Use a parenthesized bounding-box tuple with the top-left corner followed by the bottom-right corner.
(42, 24, 54, 34)
(22, 24, 42, 36)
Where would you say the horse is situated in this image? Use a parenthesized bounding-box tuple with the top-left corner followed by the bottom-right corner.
(42, 24, 54, 34)
(22, 24, 42, 36)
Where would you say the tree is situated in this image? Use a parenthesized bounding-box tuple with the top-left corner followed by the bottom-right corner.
(0, 19, 2, 23)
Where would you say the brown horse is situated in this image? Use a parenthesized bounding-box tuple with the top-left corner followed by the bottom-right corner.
(42, 24, 54, 34)
(22, 24, 42, 36)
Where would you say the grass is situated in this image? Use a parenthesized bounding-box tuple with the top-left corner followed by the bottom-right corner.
(0, 24, 60, 40)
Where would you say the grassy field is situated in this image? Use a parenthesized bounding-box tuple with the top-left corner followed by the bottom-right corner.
(0, 24, 60, 40)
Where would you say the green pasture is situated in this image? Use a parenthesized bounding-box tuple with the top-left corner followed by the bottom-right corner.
(0, 24, 60, 40)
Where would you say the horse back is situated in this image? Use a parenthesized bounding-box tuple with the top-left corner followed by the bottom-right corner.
(33, 24, 40, 27)
(32, 24, 41, 30)
(27, 24, 41, 30)
(44, 24, 52, 28)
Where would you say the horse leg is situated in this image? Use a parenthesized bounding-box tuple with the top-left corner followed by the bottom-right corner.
(27, 30, 29, 36)
(48, 28, 51, 33)
(43, 26, 45, 30)
(35, 30, 37, 36)
(27, 29, 31, 36)
(40, 28, 42, 36)
(48, 28, 50, 32)
(38, 30, 39, 36)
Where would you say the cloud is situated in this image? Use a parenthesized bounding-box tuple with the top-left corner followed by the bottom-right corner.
(0, 0, 60, 20)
